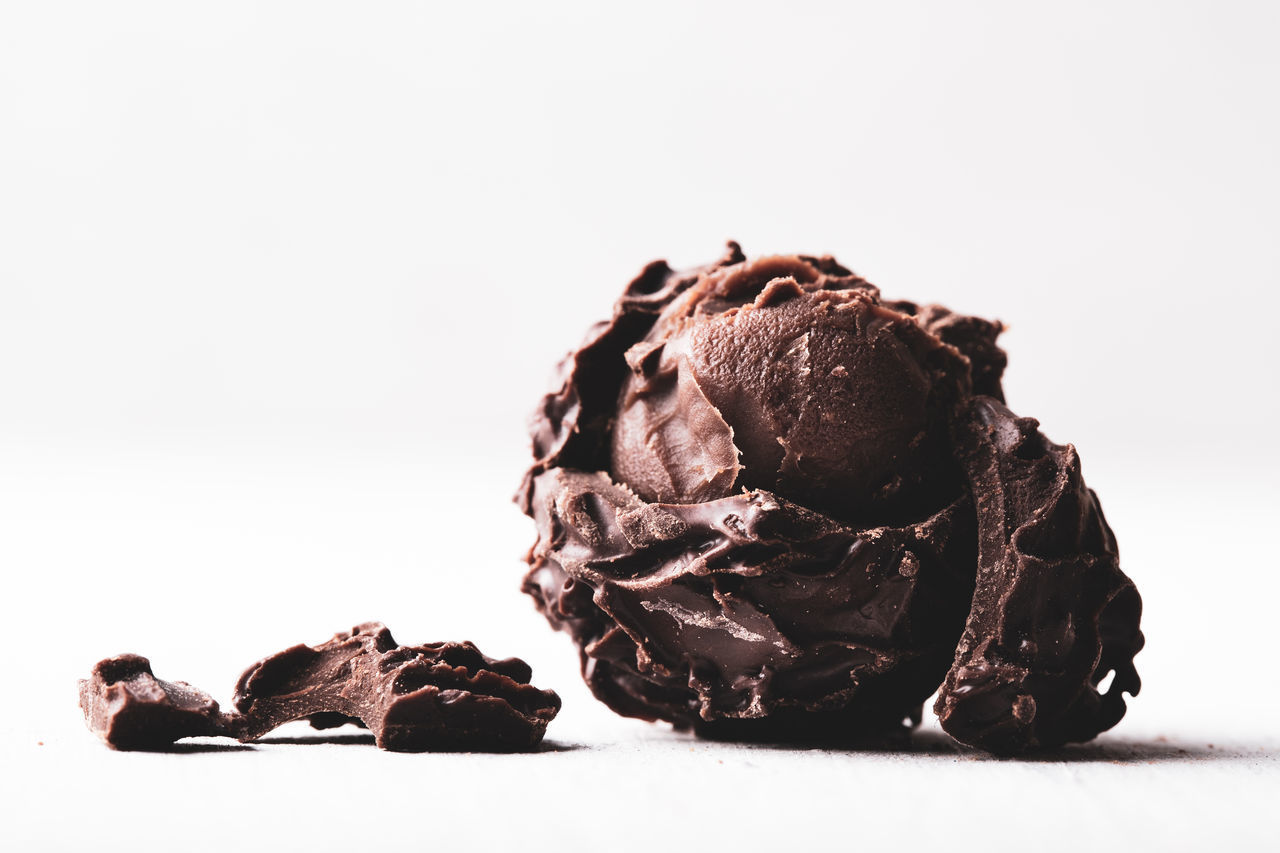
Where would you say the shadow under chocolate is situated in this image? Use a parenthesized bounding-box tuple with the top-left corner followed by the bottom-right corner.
(709, 729, 1251, 764)
(253, 733, 377, 747)
(128, 741, 258, 754)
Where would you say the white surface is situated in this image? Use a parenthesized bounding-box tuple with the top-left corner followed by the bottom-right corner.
(6, 723, 1278, 853)
(2, 2, 1279, 851)
(3, 444, 1278, 852)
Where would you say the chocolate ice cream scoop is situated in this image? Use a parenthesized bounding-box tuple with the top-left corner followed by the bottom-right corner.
(610, 257, 968, 523)
(519, 242, 1143, 755)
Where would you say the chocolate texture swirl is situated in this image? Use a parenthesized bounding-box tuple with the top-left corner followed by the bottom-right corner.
(519, 242, 1143, 755)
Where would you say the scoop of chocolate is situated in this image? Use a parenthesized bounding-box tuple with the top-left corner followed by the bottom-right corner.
(610, 255, 966, 523)
(519, 243, 1144, 754)
(79, 624, 561, 753)
(79, 654, 227, 750)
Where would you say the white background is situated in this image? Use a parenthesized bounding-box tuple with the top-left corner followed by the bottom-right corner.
(2, 2, 1277, 850)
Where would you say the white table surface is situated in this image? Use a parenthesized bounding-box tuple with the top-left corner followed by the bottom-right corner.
(3, 440, 1276, 852)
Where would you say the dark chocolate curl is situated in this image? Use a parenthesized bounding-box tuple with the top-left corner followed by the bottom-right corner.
(934, 398, 1144, 754)
(518, 242, 746, 513)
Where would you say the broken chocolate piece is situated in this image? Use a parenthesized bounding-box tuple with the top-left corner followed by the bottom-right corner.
(933, 398, 1144, 754)
(78, 654, 227, 750)
(233, 623, 562, 752)
(519, 244, 1144, 754)
(79, 624, 561, 753)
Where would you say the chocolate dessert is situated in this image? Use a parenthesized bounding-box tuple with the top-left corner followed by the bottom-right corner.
(518, 242, 1143, 755)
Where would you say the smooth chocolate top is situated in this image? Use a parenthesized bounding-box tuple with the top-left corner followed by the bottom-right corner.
(609, 257, 968, 524)
(520, 242, 1143, 755)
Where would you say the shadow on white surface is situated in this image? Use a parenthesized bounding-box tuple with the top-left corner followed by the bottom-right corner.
(128, 726, 1258, 765)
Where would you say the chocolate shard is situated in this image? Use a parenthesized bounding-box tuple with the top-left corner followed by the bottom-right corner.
(934, 398, 1144, 754)
(517, 242, 746, 514)
(78, 654, 228, 750)
(232, 623, 562, 752)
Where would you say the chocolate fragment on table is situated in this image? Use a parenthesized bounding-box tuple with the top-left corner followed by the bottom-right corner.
(78, 654, 229, 750)
(79, 624, 561, 753)
(233, 622, 562, 752)
(519, 243, 1144, 754)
